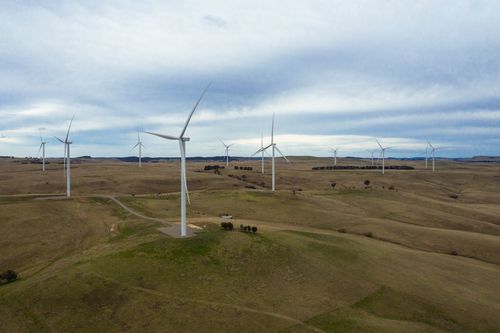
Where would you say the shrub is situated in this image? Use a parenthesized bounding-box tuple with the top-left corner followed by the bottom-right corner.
(450, 250, 458, 256)
(330, 182, 337, 189)
(337, 228, 347, 233)
(364, 180, 370, 186)
(388, 185, 395, 190)
(220, 222, 234, 230)
(449, 194, 458, 199)
(251, 226, 258, 233)
(364, 232, 373, 238)
(0, 270, 17, 284)
(240, 224, 244, 231)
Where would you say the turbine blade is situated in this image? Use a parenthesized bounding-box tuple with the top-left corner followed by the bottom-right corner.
(184, 175, 190, 205)
(251, 143, 273, 157)
(219, 138, 227, 147)
(144, 131, 179, 141)
(251, 148, 265, 157)
(54, 136, 65, 143)
(274, 146, 290, 163)
(271, 113, 274, 144)
(38, 143, 43, 155)
(375, 138, 383, 149)
(179, 83, 211, 138)
(65, 114, 75, 142)
(130, 143, 139, 151)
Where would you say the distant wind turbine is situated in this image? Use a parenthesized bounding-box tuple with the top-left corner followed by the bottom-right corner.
(131, 130, 145, 167)
(38, 130, 47, 172)
(252, 113, 289, 191)
(330, 147, 340, 167)
(425, 141, 429, 169)
(55, 115, 75, 198)
(375, 139, 392, 175)
(426, 139, 437, 173)
(145, 84, 210, 237)
(367, 150, 377, 166)
(220, 139, 234, 167)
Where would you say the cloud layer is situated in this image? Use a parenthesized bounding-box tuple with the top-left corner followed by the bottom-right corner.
(1, 0, 500, 157)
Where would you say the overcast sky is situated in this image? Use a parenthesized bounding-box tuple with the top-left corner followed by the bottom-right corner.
(1, 0, 499, 158)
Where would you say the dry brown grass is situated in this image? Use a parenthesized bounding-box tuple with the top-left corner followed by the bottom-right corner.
(0, 157, 499, 332)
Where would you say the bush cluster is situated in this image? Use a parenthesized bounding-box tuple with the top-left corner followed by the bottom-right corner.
(0, 270, 17, 284)
(221, 222, 234, 230)
(240, 225, 258, 233)
(204, 165, 225, 171)
(234, 166, 253, 170)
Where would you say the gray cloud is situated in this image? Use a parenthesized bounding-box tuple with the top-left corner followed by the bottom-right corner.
(1, 1, 500, 157)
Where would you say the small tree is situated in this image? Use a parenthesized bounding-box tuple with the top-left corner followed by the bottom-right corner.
(0, 270, 17, 284)
(364, 180, 370, 186)
(251, 226, 258, 233)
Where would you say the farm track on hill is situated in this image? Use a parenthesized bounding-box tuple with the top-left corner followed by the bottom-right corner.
(2, 192, 499, 267)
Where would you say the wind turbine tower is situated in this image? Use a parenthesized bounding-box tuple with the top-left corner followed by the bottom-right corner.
(55, 115, 74, 198)
(252, 113, 289, 191)
(367, 150, 376, 166)
(220, 140, 234, 167)
(131, 130, 145, 167)
(145, 84, 210, 237)
(375, 139, 392, 175)
(427, 139, 436, 173)
(39, 130, 47, 172)
(425, 141, 429, 169)
(331, 147, 340, 167)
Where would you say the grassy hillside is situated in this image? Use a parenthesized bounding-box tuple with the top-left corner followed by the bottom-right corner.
(0, 158, 499, 332)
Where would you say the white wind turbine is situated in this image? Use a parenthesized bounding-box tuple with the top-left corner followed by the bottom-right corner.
(367, 150, 377, 167)
(145, 85, 210, 237)
(375, 139, 392, 175)
(426, 139, 437, 173)
(330, 147, 340, 167)
(220, 139, 234, 167)
(55, 115, 75, 198)
(38, 130, 47, 172)
(131, 130, 145, 167)
(252, 113, 289, 192)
